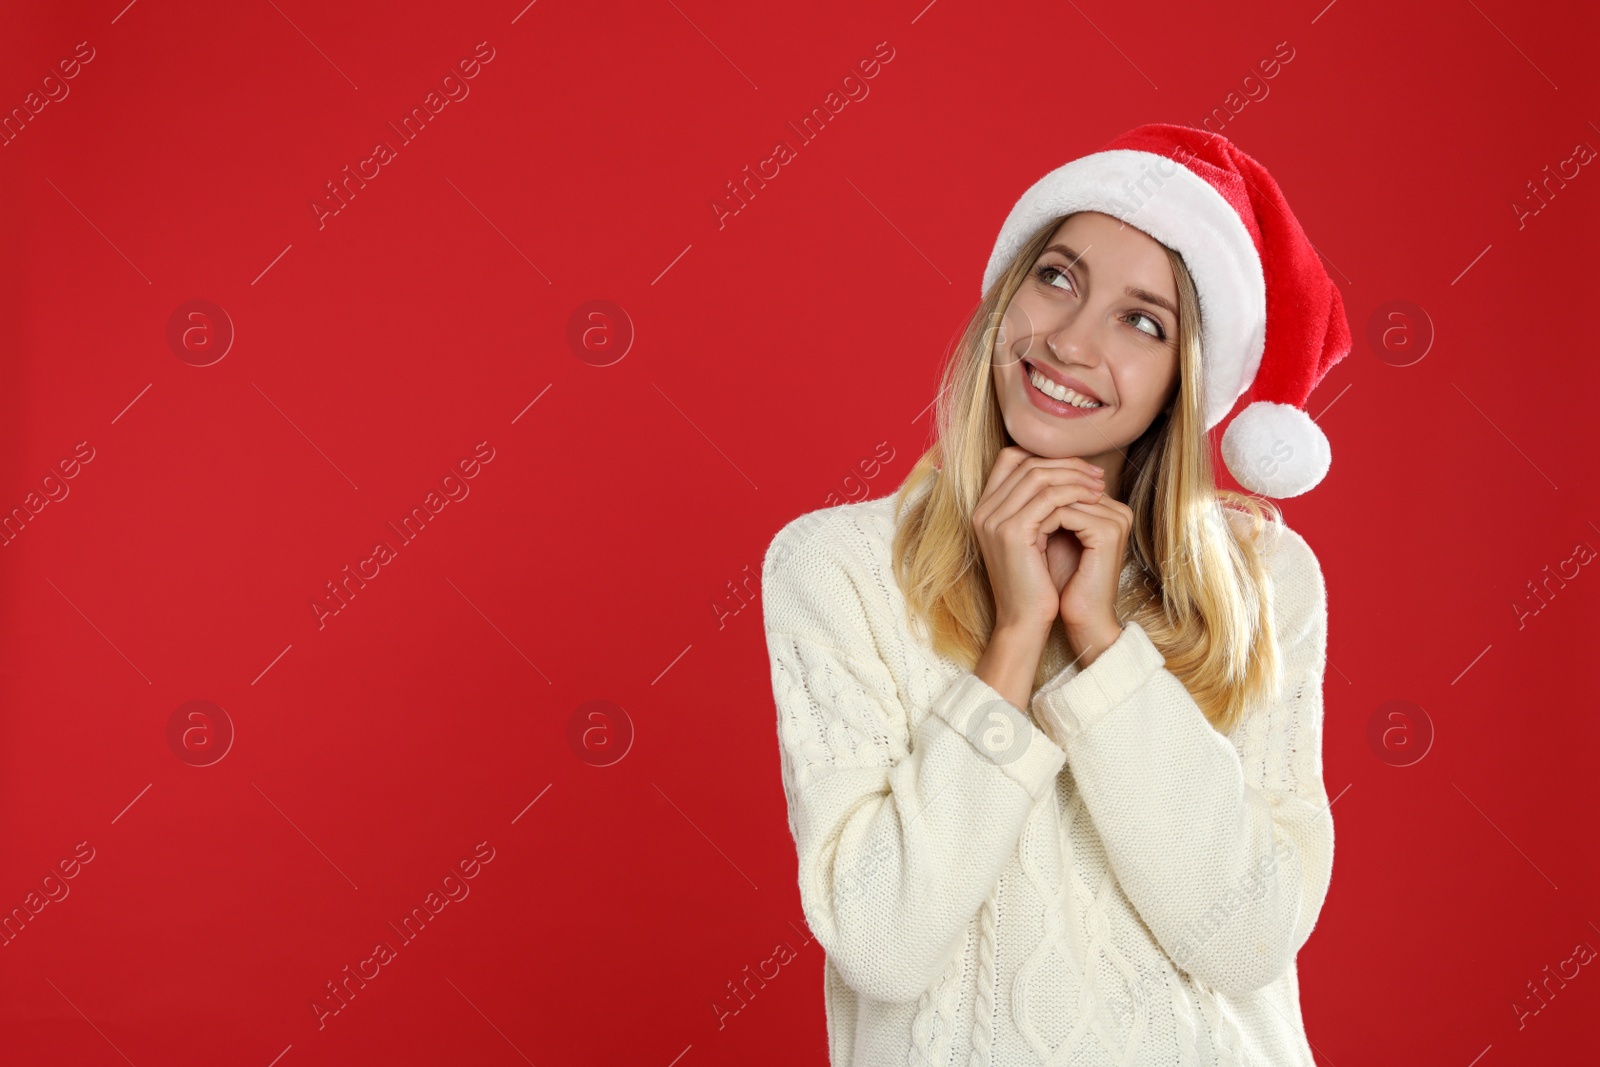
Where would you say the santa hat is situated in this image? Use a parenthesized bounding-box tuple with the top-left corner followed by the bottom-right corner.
(981, 123, 1350, 498)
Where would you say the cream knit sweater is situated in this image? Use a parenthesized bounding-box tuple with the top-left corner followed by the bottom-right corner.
(761, 480, 1335, 1066)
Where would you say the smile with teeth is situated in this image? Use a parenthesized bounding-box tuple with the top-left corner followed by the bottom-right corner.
(1027, 365, 1103, 408)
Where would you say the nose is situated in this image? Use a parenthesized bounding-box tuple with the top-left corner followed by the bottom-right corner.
(1043, 308, 1106, 370)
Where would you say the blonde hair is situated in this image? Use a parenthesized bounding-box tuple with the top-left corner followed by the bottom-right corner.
(890, 215, 1283, 735)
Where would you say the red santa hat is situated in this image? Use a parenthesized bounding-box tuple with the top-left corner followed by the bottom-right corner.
(981, 123, 1351, 498)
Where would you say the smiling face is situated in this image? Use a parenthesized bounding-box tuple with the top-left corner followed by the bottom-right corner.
(993, 211, 1182, 496)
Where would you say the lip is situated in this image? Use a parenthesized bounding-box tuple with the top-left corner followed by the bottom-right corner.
(1022, 365, 1102, 419)
(1021, 358, 1107, 407)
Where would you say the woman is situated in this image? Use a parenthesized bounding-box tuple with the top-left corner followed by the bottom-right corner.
(761, 124, 1350, 1065)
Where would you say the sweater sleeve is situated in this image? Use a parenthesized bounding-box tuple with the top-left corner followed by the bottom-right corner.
(1028, 522, 1335, 998)
(762, 513, 1068, 1004)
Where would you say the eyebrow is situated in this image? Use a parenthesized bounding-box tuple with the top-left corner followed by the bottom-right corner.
(1042, 243, 1178, 318)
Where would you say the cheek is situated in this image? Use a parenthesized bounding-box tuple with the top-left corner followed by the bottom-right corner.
(994, 308, 1022, 350)
(999, 296, 1046, 341)
(1157, 357, 1181, 402)
(991, 312, 1029, 365)
(1128, 356, 1177, 401)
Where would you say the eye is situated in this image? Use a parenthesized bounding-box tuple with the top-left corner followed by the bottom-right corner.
(1034, 263, 1074, 293)
(1043, 262, 1171, 342)
(1129, 311, 1168, 342)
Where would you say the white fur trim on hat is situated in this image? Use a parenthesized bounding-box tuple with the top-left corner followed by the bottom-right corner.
(981, 149, 1266, 432)
(1219, 400, 1331, 498)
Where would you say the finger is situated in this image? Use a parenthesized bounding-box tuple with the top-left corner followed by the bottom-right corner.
(1001, 481, 1106, 541)
(992, 453, 1103, 508)
(1089, 495, 1135, 537)
(975, 447, 1030, 525)
(1086, 492, 1133, 523)
(980, 446, 1031, 500)
(977, 451, 1102, 532)
(1043, 500, 1122, 547)
(989, 464, 1105, 529)
(991, 468, 1103, 534)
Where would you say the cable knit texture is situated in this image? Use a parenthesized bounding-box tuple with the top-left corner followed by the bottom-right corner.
(761, 480, 1334, 1066)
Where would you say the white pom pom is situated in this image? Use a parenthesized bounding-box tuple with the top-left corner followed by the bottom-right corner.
(1220, 401, 1331, 498)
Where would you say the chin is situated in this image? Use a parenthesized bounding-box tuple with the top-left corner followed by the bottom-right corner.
(1002, 373, 1103, 458)
(1003, 421, 1080, 459)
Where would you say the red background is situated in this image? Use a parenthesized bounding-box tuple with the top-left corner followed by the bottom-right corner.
(1, 0, 1597, 1064)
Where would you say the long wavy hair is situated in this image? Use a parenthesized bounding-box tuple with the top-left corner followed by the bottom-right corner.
(890, 214, 1284, 735)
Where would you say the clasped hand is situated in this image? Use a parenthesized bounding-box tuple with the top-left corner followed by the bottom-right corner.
(972, 446, 1130, 666)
